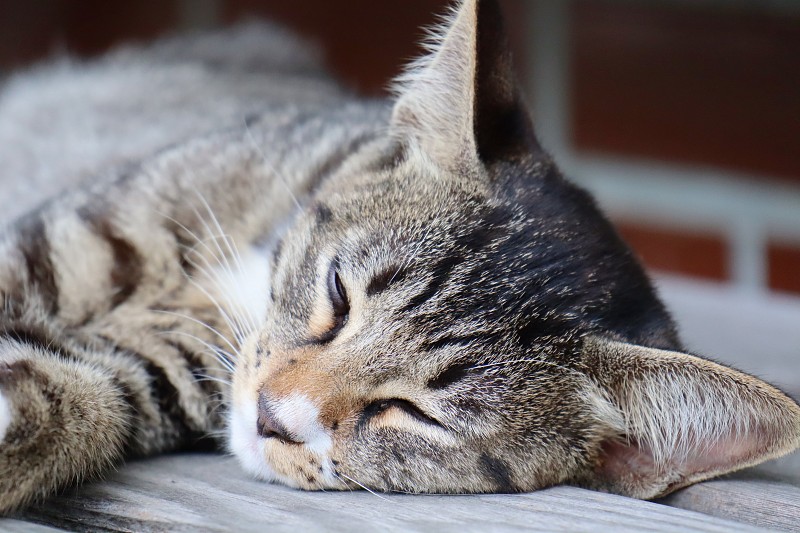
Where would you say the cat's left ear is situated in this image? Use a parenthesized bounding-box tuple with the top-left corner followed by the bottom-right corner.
(389, 0, 537, 168)
(579, 336, 800, 499)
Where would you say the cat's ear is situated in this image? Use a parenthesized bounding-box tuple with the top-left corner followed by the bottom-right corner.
(579, 336, 800, 499)
(389, 0, 537, 168)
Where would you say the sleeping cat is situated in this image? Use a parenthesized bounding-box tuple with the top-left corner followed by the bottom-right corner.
(0, 0, 798, 513)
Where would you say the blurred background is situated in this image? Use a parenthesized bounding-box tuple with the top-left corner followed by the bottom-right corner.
(1, 0, 798, 298)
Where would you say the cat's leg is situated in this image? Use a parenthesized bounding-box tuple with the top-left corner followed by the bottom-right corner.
(0, 308, 230, 514)
(0, 128, 287, 513)
(0, 331, 132, 513)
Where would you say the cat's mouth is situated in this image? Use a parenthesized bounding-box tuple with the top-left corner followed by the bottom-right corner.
(228, 395, 344, 490)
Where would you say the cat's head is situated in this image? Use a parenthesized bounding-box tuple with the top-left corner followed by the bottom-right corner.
(230, 0, 800, 499)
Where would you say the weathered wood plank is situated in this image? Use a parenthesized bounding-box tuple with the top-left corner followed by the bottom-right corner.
(657, 276, 800, 398)
(660, 453, 800, 533)
(662, 477, 800, 533)
(0, 520, 65, 532)
(5, 454, 774, 533)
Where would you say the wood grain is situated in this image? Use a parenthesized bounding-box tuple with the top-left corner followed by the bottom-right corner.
(0, 519, 64, 532)
(8, 454, 776, 533)
(661, 468, 800, 533)
(571, 1, 800, 182)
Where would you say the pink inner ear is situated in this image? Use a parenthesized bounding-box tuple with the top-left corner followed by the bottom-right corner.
(598, 430, 764, 489)
(598, 439, 660, 482)
(681, 434, 763, 473)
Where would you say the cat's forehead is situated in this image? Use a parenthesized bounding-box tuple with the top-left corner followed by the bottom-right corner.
(312, 140, 490, 219)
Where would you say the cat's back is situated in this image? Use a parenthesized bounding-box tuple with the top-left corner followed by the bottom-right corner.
(0, 21, 347, 223)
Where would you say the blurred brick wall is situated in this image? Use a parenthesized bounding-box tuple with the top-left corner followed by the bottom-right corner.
(572, 1, 800, 183)
(0, 0, 179, 68)
(222, 0, 526, 94)
(0, 0, 798, 295)
(569, 1, 800, 293)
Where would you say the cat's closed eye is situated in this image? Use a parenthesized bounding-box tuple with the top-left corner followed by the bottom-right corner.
(361, 398, 443, 429)
(317, 261, 349, 343)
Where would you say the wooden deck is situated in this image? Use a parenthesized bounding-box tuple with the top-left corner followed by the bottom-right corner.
(2, 276, 799, 532)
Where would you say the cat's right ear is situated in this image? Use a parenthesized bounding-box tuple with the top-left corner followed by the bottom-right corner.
(578, 336, 800, 499)
(389, 0, 537, 170)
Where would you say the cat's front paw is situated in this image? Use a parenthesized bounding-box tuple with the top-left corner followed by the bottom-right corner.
(0, 360, 44, 515)
(0, 355, 132, 515)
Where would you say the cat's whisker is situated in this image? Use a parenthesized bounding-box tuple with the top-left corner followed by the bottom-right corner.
(155, 209, 258, 339)
(186, 202, 254, 335)
(189, 191, 257, 329)
(332, 472, 391, 502)
(187, 235, 258, 339)
(155, 210, 223, 266)
(176, 237, 261, 343)
(185, 272, 248, 347)
(164, 177, 242, 300)
(154, 330, 237, 373)
(470, 358, 580, 377)
(181, 251, 253, 345)
(153, 309, 239, 357)
(194, 374, 233, 387)
(212, 234, 264, 334)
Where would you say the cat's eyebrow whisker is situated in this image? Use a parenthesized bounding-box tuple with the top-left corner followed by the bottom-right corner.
(182, 250, 254, 345)
(469, 358, 580, 377)
(191, 192, 262, 330)
(156, 209, 257, 339)
(392, 221, 435, 284)
(244, 117, 303, 211)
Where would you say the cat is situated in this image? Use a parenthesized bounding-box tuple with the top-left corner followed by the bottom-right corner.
(0, 0, 798, 514)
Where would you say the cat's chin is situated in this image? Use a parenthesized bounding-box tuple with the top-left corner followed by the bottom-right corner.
(0, 389, 11, 444)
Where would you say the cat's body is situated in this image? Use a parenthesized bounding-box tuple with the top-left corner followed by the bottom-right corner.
(0, 0, 798, 514)
(0, 21, 341, 222)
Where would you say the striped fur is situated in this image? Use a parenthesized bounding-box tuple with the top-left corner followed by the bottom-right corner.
(0, 0, 798, 514)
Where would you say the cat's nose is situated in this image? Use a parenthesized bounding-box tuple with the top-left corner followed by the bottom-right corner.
(257, 392, 301, 443)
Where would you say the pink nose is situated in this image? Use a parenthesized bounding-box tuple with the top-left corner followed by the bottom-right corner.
(257, 392, 301, 443)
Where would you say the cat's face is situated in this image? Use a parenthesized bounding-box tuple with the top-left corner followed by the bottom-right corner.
(229, 0, 800, 499)
(230, 144, 637, 493)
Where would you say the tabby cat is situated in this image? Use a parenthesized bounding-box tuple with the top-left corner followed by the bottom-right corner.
(0, 0, 798, 514)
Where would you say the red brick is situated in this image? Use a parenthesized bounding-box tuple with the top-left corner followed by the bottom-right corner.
(768, 242, 800, 295)
(60, 0, 179, 57)
(614, 221, 729, 280)
(0, 0, 179, 68)
(223, 0, 528, 95)
(0, 0, 61, 67)
(571, 1, 800, 182)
